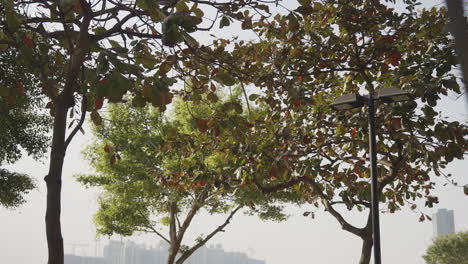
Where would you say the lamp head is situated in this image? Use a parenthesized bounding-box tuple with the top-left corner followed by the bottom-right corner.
(330, 93, 364, 111)
(377, 87, 412, 103)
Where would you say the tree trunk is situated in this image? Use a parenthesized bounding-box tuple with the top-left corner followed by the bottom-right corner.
(43, 5, 91, 263)
(167, 245, 178, 264)
(359, 235, 373, 264)
(45, 101, 69, 264)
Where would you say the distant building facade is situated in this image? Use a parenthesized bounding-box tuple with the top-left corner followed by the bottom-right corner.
(432, 208, 455, 237)
(66, 240, 265, 264)
(64, 254, 105, 264)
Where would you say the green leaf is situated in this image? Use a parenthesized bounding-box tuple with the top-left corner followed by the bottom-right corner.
(182, 32, 199, 48)
(106, 72, 129, 102)
(214, 72, 236, 86)
(464, 186, 468, 196)
(192, 6, 204, 19)
(93, 27, 106, 35)
(0, 84, 8, 97)
(287, 13, 300, 32)
(131, 93, 146, 108)
(96, 53, 109, 74)
(91, 110, 103, 126)
(297, 0, 311, 6)
(140, 0, 166, 22)
(207, 92, 218, 103)
(232, 102, 243, 114)
(5, 9, 22, 29)
(176, 0, 190, 12)
(108, 40, 128, 53)
(220, 16, 231, 28)
(248, 94, 260, 101)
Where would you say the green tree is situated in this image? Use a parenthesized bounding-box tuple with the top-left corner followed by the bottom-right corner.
(175, 1, 468, 263)
(423, 231, 468, 264)
(78, 96, 294, 264)
(0, 169, 35, 208)
(0, 49, 50, 208)
(0, 1, 277, 263)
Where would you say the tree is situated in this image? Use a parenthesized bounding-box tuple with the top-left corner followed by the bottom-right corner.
(423, 231, 468, 264)
(0, 169, 35, 208)
(78, 96, 293, 264)
(0, 1, 277, 263)
(175, 1, 468, 263)
(0, 48, 50, 208)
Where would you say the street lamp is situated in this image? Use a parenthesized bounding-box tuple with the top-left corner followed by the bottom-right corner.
(330, 87, 412, 264)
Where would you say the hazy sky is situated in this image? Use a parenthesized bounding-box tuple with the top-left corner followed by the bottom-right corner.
(1, 1, 467, 264)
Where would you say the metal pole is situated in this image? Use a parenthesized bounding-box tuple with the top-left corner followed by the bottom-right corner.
(368, 95, 382, 264)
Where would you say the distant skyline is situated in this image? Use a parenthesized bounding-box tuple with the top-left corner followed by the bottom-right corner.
(1, 1, 467, 264)
(65, 240, 265, 264)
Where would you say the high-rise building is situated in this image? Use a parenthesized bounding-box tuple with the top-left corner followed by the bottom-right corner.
(66, 240, 265, 264)
(432, 208, 455, 237)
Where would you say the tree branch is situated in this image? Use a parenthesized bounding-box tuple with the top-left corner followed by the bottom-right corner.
(175, 205, 243, 264)
(175, 191, 207, 245)
(64, 96, 87, 151)
(145, 225, 171, 244)
(304, 177, 367, 238)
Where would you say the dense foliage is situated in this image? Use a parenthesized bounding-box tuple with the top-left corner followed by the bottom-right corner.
(0, 49, 50, 208)
(1, 0, 467, 263)
(423, 231, 468, 264)
(79, 94, 299, 264)
(172, 1, 468, 263)
(0, 49, 50, 162)
(0, 169, 35, 208)
(0, 1, 278, 262)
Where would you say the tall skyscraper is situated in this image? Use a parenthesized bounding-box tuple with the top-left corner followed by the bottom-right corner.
(432, 208, 455, 237)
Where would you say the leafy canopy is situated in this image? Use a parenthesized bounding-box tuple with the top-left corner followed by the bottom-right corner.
(423, 231, 468, 264)
(78, 90, 299, 263)
(0, 48, 50, 208)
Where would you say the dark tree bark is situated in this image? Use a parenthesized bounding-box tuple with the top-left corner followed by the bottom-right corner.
(167, 202, 179, 264)
(446, 0, 468, 97)
(359, 233, 373, 264)
(44, 3, 92, 262)
(44, 102, 67, 264)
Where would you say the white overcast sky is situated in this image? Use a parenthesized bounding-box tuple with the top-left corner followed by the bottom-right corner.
(1, 1, 467, 264)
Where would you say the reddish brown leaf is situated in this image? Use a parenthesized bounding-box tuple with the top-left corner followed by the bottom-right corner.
(104, 144, 111, 153)
(23, 36, 33, 47)
(110, 154, 116, 165)
(387, 51, 402, 66)
(392, 118, 402, 129)
(211, 68, 219, 76)
(419, 214, 425, 222)
(212, 127, 220, 137)
(294, 98, 301, 107)
(95, 97, 104, 110)
(16, 83, 25, 95)
(194, 118, 208, 133)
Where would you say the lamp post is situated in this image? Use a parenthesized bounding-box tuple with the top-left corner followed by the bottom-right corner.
(330, 87, 412, 264)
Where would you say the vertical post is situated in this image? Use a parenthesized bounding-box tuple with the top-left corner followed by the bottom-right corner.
(368, 95, 382, 264)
